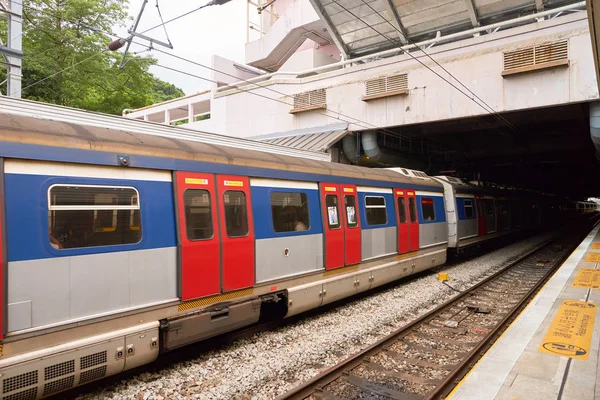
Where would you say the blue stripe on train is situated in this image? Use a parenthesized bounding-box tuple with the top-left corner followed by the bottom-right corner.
(5, 174, 177, 262)
(416, 195, 447, 224)
(0, 142, 443, 192)
(251, 186, 322, 239)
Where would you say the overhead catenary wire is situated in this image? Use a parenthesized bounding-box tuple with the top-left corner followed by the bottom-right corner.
(13, 2, 449, 158)
(149, 47, 438, 147)
(139, 0, 232, 35)
(353, 0, 521, 135)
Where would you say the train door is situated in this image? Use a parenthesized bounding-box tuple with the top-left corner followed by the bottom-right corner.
(175, 172, 220, 300)
(319, 183, 344, 270)
(175, 172, 255, 301)
(216, 175, 255, 292)
(395, 189, 409, 254)
(407, 191, 419, 251)
(475, 196, 486, 236)
(484, 198, 497, 233)
(341, 184, 361, 265)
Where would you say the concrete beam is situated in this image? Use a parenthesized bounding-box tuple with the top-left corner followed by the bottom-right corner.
(463, 0, 479, 27)
(308, 0, 351, 58)
(382, 0, 408, 43)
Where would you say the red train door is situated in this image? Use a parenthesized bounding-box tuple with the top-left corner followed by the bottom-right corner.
(395, 189, 410, 254)
(476, 196, 486, 236)
(407, 190, 419, 251)
(320, 183, 344, 270)
(341, 185, 361, 265)
(216, 175, 255, 292)
(175, 172, 220, 300)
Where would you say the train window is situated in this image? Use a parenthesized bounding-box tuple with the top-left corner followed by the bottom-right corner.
(484, 199, 495, 216)
(326, 194, 340, 229)
(270, 192, 310, 232)
(408, 197, 417, 223)
(184, 189, 213, 240)
(223, 191, 249, 238)
(421, 198, 435, 221)
(463, 199, 474, 219)
(345, 195, 358, 228)
(365, 196, 387, 225)
(48, 185, 141, 249)
(397, 197, 407, 224)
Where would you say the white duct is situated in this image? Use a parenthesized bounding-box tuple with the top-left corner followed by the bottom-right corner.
(591, 102, 600, 161)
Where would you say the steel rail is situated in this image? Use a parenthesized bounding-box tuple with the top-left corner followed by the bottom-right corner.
(276, 225, 591, 400)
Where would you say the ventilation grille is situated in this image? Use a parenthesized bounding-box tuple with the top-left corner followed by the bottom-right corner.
(45, 360, 74, 381)
(3, 371, 38, 394)
(3, 387, 37, 400)
(364, 73, 408, 99)
(503, 40, 568, 75)
(291, 89, 326, 112)
(412, 171, 428, 178)
(42, 375, 75, 397)
(81, 351, 107, 370)
(79, 366, 107, 385)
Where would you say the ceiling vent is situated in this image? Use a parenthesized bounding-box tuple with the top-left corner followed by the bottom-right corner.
(502, 40, 568, 77)
(363, 73, 408, 101)
(290, 89, 327, 114)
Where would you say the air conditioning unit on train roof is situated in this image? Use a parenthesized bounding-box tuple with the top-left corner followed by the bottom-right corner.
(385, 167, 430, 179)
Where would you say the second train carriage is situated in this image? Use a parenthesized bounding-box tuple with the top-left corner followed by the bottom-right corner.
(0, 105, 590, 399)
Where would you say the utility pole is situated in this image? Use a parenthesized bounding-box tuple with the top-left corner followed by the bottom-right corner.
(0, 0, 23, 98)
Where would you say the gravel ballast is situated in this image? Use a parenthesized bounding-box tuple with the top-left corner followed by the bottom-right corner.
(78, 232, 555, 400)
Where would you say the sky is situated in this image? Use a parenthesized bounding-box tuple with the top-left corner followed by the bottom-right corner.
(117, 0, 248, 95)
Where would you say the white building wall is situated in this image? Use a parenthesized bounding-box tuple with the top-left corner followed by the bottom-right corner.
(189, 13, 597, 137)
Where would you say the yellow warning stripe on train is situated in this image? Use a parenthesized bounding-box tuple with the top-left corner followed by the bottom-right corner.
(539, 300, 596, 360)
(572, 268, 600, 289)
(323, 264, 359, 277)
(178, 288, 254, 311)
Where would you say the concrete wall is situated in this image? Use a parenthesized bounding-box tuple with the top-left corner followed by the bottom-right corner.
(211, 55, 264, 87)
(190, 12, 598, 137)
(244, 0, 331, 70)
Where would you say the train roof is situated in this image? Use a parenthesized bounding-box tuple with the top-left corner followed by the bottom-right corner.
(0, 105, 443, 189)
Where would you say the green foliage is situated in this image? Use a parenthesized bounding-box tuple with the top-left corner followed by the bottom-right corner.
(15, 0, 184, 114)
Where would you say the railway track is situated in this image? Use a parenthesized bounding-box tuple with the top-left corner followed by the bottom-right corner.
(276, 226, 591, 400)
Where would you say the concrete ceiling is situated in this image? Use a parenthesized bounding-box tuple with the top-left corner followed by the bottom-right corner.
(375, 102, 600, 199)
(310, 0, 583, 57)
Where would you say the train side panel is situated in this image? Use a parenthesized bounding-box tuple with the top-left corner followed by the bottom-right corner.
(4, 160, 178, 334)
(250, 178, 324, 283)
(357, 187, 396, 261)
(415, 191, 448, 249)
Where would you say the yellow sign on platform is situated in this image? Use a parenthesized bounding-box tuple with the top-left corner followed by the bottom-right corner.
(572, 268, 600, 289)
(592, 243, 600, 250)
(585, 253, 600, 263)
(539, 300, 596, 360)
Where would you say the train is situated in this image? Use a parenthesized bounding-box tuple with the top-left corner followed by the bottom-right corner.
(0, 105, 597, 400)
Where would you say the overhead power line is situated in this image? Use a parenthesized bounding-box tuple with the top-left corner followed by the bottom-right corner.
(335, 0, 522, 136)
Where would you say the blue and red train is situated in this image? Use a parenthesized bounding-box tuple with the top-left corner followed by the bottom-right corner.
(0, 102, 595, 399)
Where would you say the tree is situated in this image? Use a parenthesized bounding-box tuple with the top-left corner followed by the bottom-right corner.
(12, 0, 184, 115)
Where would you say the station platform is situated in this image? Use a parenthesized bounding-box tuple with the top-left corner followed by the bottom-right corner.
(448, 223, 600, 400)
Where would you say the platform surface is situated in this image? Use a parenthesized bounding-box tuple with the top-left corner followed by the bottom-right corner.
(448, 223, 600, 400)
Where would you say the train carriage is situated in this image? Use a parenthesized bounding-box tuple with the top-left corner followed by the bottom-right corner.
(0, 100, 592, 399)
(0, 110, 451, 399)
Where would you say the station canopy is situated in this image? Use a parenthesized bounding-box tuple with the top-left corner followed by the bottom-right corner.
(310, 0, 581, 57)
